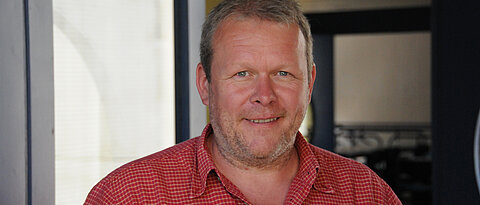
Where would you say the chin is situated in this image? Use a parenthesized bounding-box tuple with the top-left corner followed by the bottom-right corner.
(249, 136, 295, 158)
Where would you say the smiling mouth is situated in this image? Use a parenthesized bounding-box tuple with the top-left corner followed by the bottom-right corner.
(248, 117, 279, 124)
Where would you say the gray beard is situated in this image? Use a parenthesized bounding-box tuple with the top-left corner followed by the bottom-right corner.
(210, 108, 302, 169)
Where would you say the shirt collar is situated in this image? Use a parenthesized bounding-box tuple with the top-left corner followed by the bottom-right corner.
(295, 132, 332, 193)
(303, 138, 336, 195)
(294, 131, 320, 179)
(189, 124, 335, 198)
(190, 124, 216, 198)
(286, 132, 337, 195)
(314, 162, 337, 194)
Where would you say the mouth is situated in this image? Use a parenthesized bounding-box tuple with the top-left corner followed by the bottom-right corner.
(247, 117, 279, 124)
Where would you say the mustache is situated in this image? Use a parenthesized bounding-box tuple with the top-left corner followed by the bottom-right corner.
(238, 107, 287, 119)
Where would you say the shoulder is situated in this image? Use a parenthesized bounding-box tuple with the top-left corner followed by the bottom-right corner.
(84, 137, 201, 204)
(309, 145, 381, 182)
(309, 145, 401, 204)
(309, 145, 370, 174)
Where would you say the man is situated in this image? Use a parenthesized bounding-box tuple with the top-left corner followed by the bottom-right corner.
(85, 0, 401, 204)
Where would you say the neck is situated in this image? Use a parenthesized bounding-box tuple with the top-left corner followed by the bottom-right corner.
(209, 134, 299, 172)
(207, 135, 300, 204)
(207, 133, 300, 179)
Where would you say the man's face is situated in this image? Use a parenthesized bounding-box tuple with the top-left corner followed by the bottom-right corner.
(197, 17, 315, 167)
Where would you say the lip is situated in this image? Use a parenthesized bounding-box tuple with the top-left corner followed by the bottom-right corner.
(245, 117, 280, 124)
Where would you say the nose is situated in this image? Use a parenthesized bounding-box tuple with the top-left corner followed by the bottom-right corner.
(250, 75, 277, 105)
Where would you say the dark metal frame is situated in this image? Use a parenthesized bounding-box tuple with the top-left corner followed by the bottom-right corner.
(174, 0, 190, 143)
(23, 0, 33, 203)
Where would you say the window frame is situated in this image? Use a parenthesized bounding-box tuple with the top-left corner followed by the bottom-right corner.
(0, 0, 206, 204)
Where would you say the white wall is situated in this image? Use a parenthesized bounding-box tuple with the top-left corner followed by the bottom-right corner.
(334, 32, 431, 124)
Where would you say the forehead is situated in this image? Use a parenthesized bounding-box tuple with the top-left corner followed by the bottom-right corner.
(211, 16, 306, 57)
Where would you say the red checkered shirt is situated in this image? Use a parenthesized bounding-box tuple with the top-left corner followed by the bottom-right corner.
(85, 124, 401, 204)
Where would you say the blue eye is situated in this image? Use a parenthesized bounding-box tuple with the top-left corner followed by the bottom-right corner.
(278, 71, 289, 76)
(236, 71, 248, 77)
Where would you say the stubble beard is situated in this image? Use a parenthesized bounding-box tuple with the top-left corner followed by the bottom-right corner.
(209, 102, 307, 169)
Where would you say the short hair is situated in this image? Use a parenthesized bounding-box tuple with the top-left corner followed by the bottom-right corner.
(200, 0, 313, 82)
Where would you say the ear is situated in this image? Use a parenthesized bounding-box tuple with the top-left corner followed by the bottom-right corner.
(196, 63, 210, 106)
(307, 63, 316, 103)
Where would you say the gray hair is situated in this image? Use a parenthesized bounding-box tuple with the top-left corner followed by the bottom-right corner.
(200, 0, 313, 82)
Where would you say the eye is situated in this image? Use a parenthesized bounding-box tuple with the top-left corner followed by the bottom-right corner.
(236, 71, 249, 77)
(278, 71, 289, 76)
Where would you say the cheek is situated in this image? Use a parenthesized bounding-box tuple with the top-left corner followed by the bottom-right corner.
(276, 85, 309, 108)
(212, 83, 251, 110)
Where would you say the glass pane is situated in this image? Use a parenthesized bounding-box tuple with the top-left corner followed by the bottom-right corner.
(53, 1, 175, 204)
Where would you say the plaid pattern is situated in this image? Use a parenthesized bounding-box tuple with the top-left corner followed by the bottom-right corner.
(85, 124, 401, 204)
